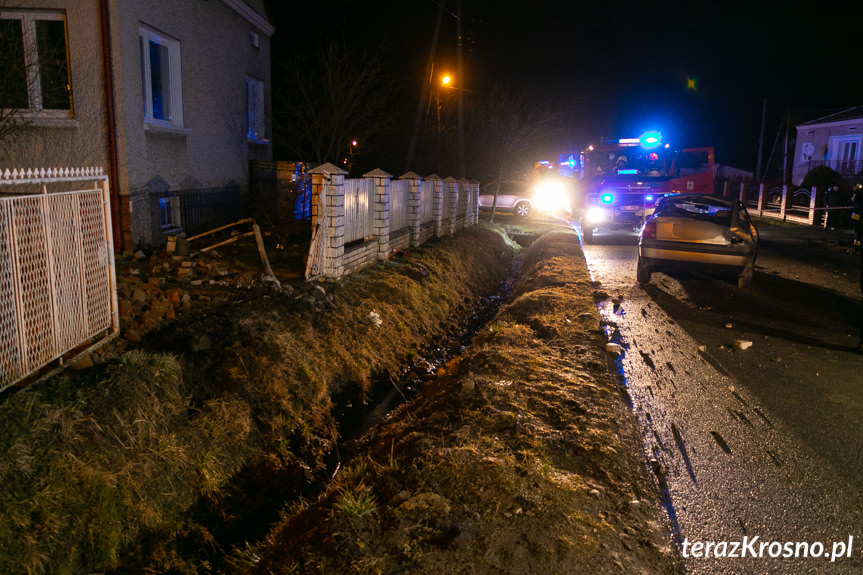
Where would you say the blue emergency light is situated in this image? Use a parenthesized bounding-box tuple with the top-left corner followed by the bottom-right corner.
(639, 131, 662, 148)
(600, 193, 614, 204)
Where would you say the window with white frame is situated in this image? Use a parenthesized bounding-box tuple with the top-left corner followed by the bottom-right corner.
(245, 76, 265, 142)
(0, 11, 71, 115)
(139, 25, 183, 128)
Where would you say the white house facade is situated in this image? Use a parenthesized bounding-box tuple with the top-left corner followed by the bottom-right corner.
(792, 106, 863, 187)
(0, 0, 274, 250)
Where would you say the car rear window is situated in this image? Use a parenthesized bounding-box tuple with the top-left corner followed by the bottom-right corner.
(656, 198, 733, 225)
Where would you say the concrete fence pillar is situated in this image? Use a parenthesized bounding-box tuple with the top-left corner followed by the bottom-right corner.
(811, 186, 821, 226)
(400, 171, 423, 247)
(306, 162, 347, 280)
(757, 183, 765, 216)
(443, 177, 458, 235)
(780, 185, 790, 220)
(738, 181, 746, 204)
(427, 174, 443, 237)
(365, 168, 393, 261)
(468, 180, 479, 226)
(456, 178, 470, 229)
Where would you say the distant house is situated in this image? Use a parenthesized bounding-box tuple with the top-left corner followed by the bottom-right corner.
(792, 105, 863, 187)
(0, 0, 274, 250)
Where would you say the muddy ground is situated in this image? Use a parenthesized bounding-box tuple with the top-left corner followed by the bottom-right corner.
(0, 218, 680, 574)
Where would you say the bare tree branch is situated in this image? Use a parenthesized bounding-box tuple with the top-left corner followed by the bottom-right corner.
(274, 40, 396, 171)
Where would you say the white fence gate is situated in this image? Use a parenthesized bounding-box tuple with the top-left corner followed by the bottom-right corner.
(0, 168, 118, 392)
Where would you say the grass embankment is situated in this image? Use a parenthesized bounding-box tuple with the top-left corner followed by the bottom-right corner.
(0, 226, 513, 574)
(244, 229, 681, 574)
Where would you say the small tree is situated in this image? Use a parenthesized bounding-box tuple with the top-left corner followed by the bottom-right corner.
(273, 40, 396, 172)
(466, 86, 566, 221)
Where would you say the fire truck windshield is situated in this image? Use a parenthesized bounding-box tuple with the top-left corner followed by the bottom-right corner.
(588, 149, 668, 177)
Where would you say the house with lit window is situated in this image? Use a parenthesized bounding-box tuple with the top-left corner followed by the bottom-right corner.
(792, 105, 863, 187)
(0, 0, 273, 250)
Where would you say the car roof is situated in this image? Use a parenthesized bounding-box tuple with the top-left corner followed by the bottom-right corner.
(659, 194, 733, 206)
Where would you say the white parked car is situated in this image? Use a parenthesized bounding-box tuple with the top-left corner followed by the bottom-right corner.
(478, 180, 572, 218)
(478, 182, 534, 217)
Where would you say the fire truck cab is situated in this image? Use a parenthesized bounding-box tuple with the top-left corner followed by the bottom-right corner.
(577, 132, 714, 243)
(579, 132, 669, 243)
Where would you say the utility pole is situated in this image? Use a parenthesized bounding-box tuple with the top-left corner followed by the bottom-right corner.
(782, 109, 789, 187)
(456, 0, 465, 178)
(756, 98, 766, 182)
(405, 0, 445, 173)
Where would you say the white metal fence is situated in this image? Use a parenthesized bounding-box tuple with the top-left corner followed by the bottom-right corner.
(345, 178, 373, 243)
(390, 179, 409, 232)
(420, 180, 435, 224)
(0, 168, 118, 391)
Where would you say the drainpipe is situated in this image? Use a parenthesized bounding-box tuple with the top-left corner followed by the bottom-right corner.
(99, 0, 123, 251)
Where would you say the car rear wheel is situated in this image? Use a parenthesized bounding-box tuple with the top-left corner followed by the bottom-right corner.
(514, 201, 531, 217)
(582, 225, 594, 244)
(636, 259, 652, 284)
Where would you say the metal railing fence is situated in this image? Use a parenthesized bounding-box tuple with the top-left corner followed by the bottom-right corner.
(0, 169, 117, 391)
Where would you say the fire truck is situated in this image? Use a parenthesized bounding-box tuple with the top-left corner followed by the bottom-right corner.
(576, 132, 714, 243)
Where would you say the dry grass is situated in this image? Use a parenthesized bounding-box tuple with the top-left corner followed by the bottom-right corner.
(245, 226, 680, 575)
(0, 226, 513, 574)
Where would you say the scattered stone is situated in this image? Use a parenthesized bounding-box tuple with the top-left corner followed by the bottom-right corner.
(398, 492, 450, 516)
(725, 323, 733, 329)
(368, 310, 382, 326)
(192, 335, 212, 351)
(606, 343, 622, 354)
(134, 250, 147, 260)
(733, 339, 753, 351)
(72, 353, 94, 370)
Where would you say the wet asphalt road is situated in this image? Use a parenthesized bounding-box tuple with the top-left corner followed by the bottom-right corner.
(580, 222, 863, 574)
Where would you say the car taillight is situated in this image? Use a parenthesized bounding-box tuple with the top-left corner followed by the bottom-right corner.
(642, 218, 657, 239)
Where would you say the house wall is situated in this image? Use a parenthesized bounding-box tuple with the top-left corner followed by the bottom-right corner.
(0, 1, 109, 173)
(793, 119, 863, 186)
(109, 0, 273, 248)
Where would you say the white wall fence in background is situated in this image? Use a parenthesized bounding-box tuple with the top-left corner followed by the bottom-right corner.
(0, 168, 118, 392)
(305, 164, 479, 280)
(722, 181, 849, 227)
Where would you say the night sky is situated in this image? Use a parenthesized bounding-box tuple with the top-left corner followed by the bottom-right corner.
(270, 0, 862, 172)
